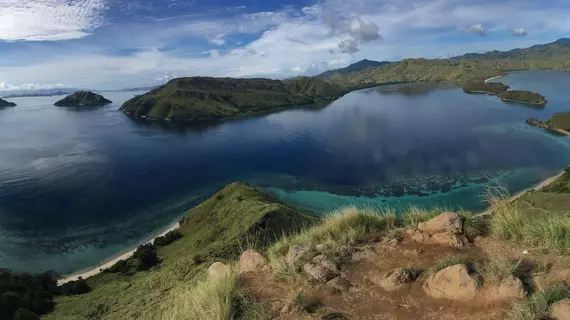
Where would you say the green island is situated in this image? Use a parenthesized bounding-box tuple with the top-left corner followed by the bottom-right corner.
(4, 171, 566, 319)
(526, 113, 570, 134)
(120, 76, 346, 122)
(0, 98, 17, 107)
(54, 91, 112, 107)
(461, 82, 547, 106)
(121, 38, 570, 123)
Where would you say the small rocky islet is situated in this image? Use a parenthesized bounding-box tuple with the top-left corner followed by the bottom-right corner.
(54, 91, 112, 107)
(0, 97, 17, 107)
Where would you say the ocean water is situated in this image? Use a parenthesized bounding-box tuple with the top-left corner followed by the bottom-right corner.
(1, 71, 570, 274)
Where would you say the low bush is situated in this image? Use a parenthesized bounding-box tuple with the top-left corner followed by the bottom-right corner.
(134, 244, 159, 271)
(154, 230, 183, 247)
(105, 260, 130, 274)
(59, 278, 91, 295)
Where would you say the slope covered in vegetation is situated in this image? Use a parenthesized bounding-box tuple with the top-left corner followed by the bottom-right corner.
(120, 77, 346, 122)
(54, 91, 112, 107)
(44, 182, 316, 320)
(315, 59, 391, 79)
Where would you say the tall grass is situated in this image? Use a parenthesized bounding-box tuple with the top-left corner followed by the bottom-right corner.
(162, 271, 264, 320)
(509, 285, 570, 320)
(490, 203, 570, 252)
(483, 180, 570, 252)
(267, 207, 396, 260)
(477, 258, 524, 284)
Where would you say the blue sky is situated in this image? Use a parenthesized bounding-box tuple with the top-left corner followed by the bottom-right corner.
(0, 0, 569, 91)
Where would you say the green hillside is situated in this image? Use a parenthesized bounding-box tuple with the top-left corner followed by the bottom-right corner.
(315, 59, 391, 79)
(54, 91, 112, 107)
(120, 77, 346, 122)
(44, 183, 316, 320)
(457, 38, 570, 60)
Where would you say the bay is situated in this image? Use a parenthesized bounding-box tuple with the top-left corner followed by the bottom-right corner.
(1, 71, 570, 273)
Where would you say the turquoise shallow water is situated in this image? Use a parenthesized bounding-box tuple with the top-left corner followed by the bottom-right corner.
(1, 71, 570, 273)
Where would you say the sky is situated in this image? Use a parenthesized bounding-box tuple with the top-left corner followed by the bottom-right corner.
(0, 0, 569, 91)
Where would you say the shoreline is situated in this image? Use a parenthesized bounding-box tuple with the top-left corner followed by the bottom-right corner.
(57, 220, 181, 286)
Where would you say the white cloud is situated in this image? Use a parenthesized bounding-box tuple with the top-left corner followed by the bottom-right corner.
(0, 0, 108, 41)
(337, 38, 360, 54)
(0, 82, 65, 91)
(208, 34, 226, 45)
(511, 28, 528, 37)
(1, 0, 570, 89)
(467, 24, 486, 36)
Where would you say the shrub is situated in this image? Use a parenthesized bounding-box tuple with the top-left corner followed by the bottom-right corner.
(134, 244, 159, 271)
(13, 309, 40, 320)
(154, 230, 183, 247)
(477, 258, 524, 284)
(59, 278, 91, 295)
(105, 260, 130, 274)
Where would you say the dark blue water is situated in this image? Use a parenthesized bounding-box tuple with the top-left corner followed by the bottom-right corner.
(1, 71, 570, 274)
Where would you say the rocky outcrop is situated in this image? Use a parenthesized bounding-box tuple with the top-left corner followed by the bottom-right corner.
(418, 212, 463, 235)
(285, 245, 308, 271)
(408, 212, 468, 248)
(303, 255, 339, 283)
(207, 262, 231, 280)
(423, 264, 480, 300)
(239, 250, 266, 274)
(550, 299, 570, 320)
(0, 98, 16, 107)
(54, 91, 112, 107)
(430, 232, 467, 248)
(371, 268, 417, 291)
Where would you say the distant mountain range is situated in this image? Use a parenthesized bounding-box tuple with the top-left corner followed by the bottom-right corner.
(315, 59, 391, 79)
(0, 89, 79, 98)
(454, 38, 570, 60)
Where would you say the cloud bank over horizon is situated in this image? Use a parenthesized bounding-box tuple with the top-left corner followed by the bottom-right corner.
(0, 0, 569, 91)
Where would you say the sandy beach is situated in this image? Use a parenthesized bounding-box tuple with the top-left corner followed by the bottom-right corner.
(484, 75, 504, 83)
(57, 221, 181, 285)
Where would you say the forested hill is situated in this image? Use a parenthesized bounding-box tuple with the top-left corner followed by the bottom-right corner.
(455, 38, 570, 60)
(315, 59, 391, 79)
(120, 76, 346, 122)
